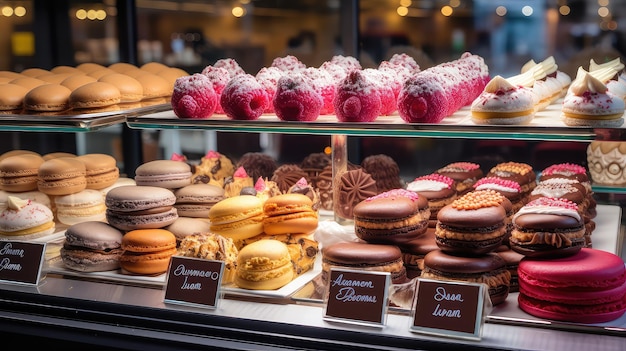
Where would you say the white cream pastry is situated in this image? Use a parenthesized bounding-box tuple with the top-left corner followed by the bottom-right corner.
(470, 75, 536, 125)
(562, 71, 625, 127)
(516, 56, 571, 109)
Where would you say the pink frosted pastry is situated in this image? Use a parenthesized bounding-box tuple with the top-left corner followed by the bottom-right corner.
(362, 68, 397, 116)
(319, 61, 348, 85)
(171, 73, 217, 119)
(562, 71, 625, 127)
(333, 70, 381, 122)
(273, 73, 323, 122)
(388, 53, 420, 74)
(470, 75, 536, 125)
(271, 55, 306, 73)
(214, 58, 246, 78)
(255, 66, 284, 113)
(220, 74, 269, 120)
(303, 67, 336, 115)
(378, 60, 413, 98)
(201, 65, 230, 114)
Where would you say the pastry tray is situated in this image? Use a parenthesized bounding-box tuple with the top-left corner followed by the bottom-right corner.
(292, 204, 626, 335)
(126, 101, 626, 142)
(45, 253, 322, 299)
(0, 102, 170, 132)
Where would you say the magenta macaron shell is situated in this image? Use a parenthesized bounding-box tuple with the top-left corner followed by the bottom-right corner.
(517, 248, 626, 323)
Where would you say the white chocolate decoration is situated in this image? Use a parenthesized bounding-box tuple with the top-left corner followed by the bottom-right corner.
(7, 196, 28, 211)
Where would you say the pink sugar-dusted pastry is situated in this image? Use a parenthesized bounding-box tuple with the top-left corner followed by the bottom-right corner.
(255, 66, 284, 113)
(214, 58, 246, 78)
(333, 70, 381, 122)
(388, 53, 420, 74)
(171, 73, 217, 119)
(271, 55, 306, 73)
(398, 70, 449, 123)
(362, 68, 397, 116)
(302, 67, 336, 115)
(319, 61, 348, 85)
(378, 60, 412, 98)
(273, 73, 323, 122)
(200, 65, 230, 114)
(220, 74, 269, 121)
(330, 55, 362, 73)
(518, 248, 626, 323)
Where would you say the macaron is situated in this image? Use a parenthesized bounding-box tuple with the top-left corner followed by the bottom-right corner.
(60, 74, 97, 91)
(54, 189, 107, 225)
(135, 159, 192, 189)
(98, 73, 144, 103)
(518, 248, 626, 323)
(99, 177, 136, 197)
(76, 153, 120, 190)
(0, 196, 55, 239)
(119, 228, 177, 275)
(208, 195, 265, 243)
(132, 72, 171, 100)
(37, 157, 87, 195)
(105, 185, 178, 231)
(0, 190, 51, 210)
(353, 189, 430, 246)
(262, 193, 318, 235)
(69, 81, 121, 109)
(173, 183, 224, 218)
(76, 62, 107, 74)
(42, 152, 77, 160)
(0, 83, 29, 111)
(322, 241, 407, 284)
(23, 83, 72, 112)
(0, 153, 45, 192)
(164, 216, 212, 243)
(422, 249, 511, 306)
(60, 221, 124, 272)
(234, 239, 294, 290)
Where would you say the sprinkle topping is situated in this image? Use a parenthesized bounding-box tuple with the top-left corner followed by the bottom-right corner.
(542, 163, 586, 176)
(367, 188, 420, 202)
(473, 176, 521, 192)
(440, 162, 480, 172)
(490, 162, 532, 175)
(525, 197, 578, 211)
(451, 189, 504, 210)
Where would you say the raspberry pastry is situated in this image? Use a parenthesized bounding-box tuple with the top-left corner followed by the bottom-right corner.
(271, 55, 306, 73)
(220, 74, 269, 120)
(388, 53, 420, 74)
(255, 66, 284, 113)
(398, 70, 449, 123)
(171, 73, 217, 119)
(302, 67, 336, 115)
(214, 58, 245, 78)
(329, 55, 362, 73)
(273, 73, 323, 121)
(362, 68, 397, 116)
(333, 70, 381, 122)
(319, 61, 348, 85)
(201, 65, 230, 114)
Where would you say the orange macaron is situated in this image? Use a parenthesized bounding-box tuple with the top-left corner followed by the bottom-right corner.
(119, 228, 177, 275)
(262, 193, 319, 235)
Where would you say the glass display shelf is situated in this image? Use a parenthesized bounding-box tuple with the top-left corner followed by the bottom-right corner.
(0, 102, 170, 132)
(125, 104, 626, 142)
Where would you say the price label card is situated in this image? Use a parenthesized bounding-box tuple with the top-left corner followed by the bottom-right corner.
(164, 256, 224, 309)
(323, 268, 390, 327)
(410, 278, 486, 341)
(0, 240, 46, 285)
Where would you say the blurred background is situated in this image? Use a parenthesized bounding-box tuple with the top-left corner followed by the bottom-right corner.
(0, 0, 622, 178)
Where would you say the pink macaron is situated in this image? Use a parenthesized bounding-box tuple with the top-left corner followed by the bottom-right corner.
(134, 160, 192, 189)
(517, 248, 626, 323)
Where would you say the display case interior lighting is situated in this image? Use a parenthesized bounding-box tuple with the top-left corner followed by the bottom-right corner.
(75, 8, 107, 20)
(232, 5, 245, 17)
(1, 5, 26, 17)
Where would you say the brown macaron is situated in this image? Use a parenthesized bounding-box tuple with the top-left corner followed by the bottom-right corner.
(0, 153, 45, 192)
(76, 153, 120, 190)
(76, 62, 107, 74)
(51, 65, 84, 75)
(69, 81, 121, 109)
(353, 188, 430, 246)
(60, 75, 97, 91)
(98, 73, 144, 102)
(24, 83, 72, 111)
(0, 84, 29, 111)
(322, 241, 407, 284)
(21, 67, 51, 78)
(37, 157, 87, 195)
(422, 249, 511, 306)
(132, 72, 171, 100)
(108, 62, 140, 74)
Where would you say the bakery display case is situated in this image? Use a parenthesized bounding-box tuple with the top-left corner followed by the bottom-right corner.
(1, 103, 626, 350)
